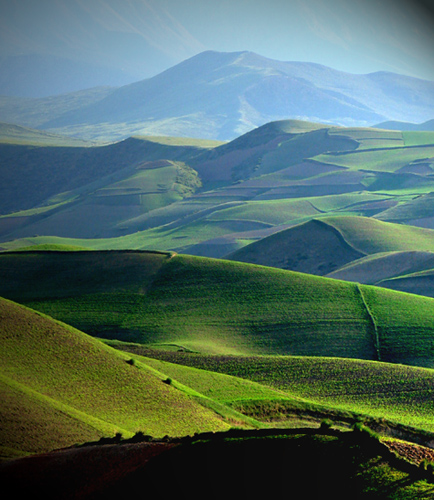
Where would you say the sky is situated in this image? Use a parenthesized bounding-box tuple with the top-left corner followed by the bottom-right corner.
(0, 0, 433, 96)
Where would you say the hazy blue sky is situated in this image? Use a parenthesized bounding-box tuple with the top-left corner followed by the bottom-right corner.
(1, 0, 433, 83)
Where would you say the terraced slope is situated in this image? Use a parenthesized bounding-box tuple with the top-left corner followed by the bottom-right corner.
(2, 120, 433, 254)
(0, 295, 231, 459)
(2, 250, 434, 366)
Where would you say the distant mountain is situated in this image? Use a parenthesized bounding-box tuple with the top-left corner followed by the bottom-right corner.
(3, 51, 434, 141)
(373, 119, 434, 131)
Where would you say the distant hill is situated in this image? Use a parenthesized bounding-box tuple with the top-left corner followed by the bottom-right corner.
(0, 122, 92, 146)
(2, 51, 434, 141)
(373, 119, 434, 131)
(228, 216, 434, 299)
(2, 119, 434, 249)
(0, 0, 204, 97)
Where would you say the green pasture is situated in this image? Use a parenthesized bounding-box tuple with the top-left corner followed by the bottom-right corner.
(0, 296, 230, 459)
(324, 216, 434, 255)
(131, 348, 434, 433)
(403, 131, 434, 146)
(0, 252, 375, 357)
(315, 145, 434, 172)
(3, 251, 434, 366)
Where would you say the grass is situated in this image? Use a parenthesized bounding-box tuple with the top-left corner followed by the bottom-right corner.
(0, 296, 231, 459)
(6, 284, 434, 466)
(403, 131, 434, 146)
(3, 250, 434, 367)
(0, 251, 374, 357)
(323, 216, 434, 254)
(113, 345, 434, 433)
(314, 145, 434, 172)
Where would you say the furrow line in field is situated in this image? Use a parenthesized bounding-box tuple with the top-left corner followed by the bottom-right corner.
(357, 284, 381, 361)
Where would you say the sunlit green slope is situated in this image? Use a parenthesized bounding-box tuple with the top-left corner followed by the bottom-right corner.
(2, 250, 434, 366)
(0, 296, 230, 459)
(122, 346, 434, 433)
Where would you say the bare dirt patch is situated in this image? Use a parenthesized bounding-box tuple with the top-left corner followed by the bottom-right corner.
(385, 439, 434, 465)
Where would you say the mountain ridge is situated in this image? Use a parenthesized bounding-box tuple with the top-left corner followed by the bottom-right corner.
(2, 50, 433, 141)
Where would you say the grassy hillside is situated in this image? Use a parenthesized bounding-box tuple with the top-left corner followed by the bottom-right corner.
(226, 218, 365, 275)
(1, 120, 434, 258)
(3, 250, 434, 367)
(0, 295, 232, 460)
(0, 134, 215, 216)
(228, 216, 434, 298)
(327, 251, 434, 284)
(117, 345, 434, 433)
(228, 216, 434, 263)
(324, 216, 434, 255)
(5, 290, 434, 477)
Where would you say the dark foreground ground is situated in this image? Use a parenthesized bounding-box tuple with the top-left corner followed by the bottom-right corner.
(2, 427, 434, 500)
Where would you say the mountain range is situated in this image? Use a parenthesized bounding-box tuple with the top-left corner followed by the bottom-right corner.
(1, 50, 434, 141)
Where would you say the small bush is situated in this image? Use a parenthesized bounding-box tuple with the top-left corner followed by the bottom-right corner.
(320, 419, 333, 431)
(163, 377, 172, 385)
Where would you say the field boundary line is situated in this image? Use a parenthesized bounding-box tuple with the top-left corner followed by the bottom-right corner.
(357, 284, 381, 361)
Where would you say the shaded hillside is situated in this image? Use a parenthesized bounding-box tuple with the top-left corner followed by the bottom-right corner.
(380, 271, 434, 299)
(3, 51, 434, 141)
(0, 136, 211, 215)
(227, 216, 434, 269)
(228, 216, 434, 298)
(2, 250, 434, 366)
(376, 192, 434, 229)
(226, 219, 365, 275)
(327, 251, 434, 285)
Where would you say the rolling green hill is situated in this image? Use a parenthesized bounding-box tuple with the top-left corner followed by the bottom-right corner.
(119, 345, 434, 434)
(228, 216, 434, 298)
(0, 295, 234, 460)
(5, 278, 434, 466)
(2, 250, 434, 367)
(1, 119, 433, 260)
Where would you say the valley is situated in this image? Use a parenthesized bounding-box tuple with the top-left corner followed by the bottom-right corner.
(2, 49, 434, 498)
